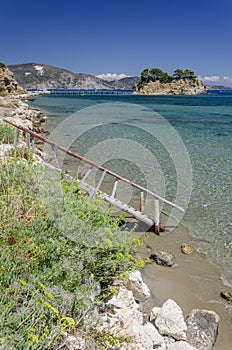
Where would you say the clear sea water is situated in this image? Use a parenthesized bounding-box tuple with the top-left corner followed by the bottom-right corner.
(29, 92, 232, 287)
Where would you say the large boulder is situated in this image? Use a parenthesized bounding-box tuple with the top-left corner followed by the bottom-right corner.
(186, 309, 220, 350)
(152, 299, 187, 340)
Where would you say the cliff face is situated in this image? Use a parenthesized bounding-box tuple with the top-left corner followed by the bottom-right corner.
(135, 78, 206, 95)
(0, 64, 24, 94)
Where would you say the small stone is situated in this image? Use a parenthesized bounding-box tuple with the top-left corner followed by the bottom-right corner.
(220, 290, 232, 303)
(149, 251, 175, 267)
(181, 243, 195, 255)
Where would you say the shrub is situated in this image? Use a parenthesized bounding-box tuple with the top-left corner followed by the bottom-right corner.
(0, 123, 15, 143)
(0, 157, 141, 349)
(0, 83, 7, 96)
(0, 62, 6, 69)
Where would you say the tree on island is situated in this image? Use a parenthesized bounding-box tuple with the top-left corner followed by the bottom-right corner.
(149, 68, 164, 81)
(135, 67, 196, 90)
(173, 69, 184, 79)
(173, 68, 196, 79)
(140, 68, 150, 82)
(183, 69, 196, 79)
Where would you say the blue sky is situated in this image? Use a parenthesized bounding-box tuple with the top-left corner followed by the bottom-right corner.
(1, 0, 232, 85)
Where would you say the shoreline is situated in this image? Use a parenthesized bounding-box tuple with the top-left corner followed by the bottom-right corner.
(1, 94, 232, 348)
(134, 216, 232, 349)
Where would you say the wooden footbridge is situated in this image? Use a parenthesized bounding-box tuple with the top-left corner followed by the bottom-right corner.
(4, 119, 184, 234)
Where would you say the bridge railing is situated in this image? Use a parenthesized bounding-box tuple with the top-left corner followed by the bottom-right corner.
(3, 118, 184, 233)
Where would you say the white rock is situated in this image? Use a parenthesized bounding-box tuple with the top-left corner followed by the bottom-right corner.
(0, 144, 14, 157)
(168, 340, 197, 350)
(129, 322, 154, 349)
(97, 287, 159, 349)
(109, 286, 140, 312)
(143, 322, 165, 347)
(98, 286, 143, 332)
(126, 270, 151, 302)
(63, 335, 86, 349)
(156, 336, 175, 350)
(155, 299, 187, 340)
(150, 306, 160, 321)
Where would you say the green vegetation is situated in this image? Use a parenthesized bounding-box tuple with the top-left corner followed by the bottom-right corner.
(0, 62, 6, 69)
(0, 122, 15, 143)
(135, 67, 196, 90)
(0, 83, 7, 97)
(0, 125, 143, 349)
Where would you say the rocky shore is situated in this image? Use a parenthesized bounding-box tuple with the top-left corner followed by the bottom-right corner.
(0, 95, 46, 132)
(62, 270, 220, 349)
(134, 78, 206, 96)
(0, 94, 230, 349)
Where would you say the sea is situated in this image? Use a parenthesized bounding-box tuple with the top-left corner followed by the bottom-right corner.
(29, 90, 232, 288)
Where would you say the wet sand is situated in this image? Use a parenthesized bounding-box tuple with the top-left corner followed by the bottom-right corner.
(133, 216, 232, 350)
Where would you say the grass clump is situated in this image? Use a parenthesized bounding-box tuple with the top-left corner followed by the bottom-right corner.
(0, 154, 141, 349)
(0, 123, 15, 143)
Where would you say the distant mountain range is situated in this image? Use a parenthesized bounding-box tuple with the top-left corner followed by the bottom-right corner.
(9, 63, 139, 90)
(206, 85, 232, 90)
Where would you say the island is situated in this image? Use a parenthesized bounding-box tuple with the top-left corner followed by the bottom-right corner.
(134, 68, 206, 95)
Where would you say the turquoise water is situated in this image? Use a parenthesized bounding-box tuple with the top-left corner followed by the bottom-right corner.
(30, 92, 232, 286)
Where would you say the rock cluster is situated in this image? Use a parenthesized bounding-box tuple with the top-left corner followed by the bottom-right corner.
(1, 98, 46, 132)
(135, 78, 206, 95)
(0, 65, 46, 133)
(0, 64, 24, 94)
(62, 271, 220, 349)
(7, 99, 46, 132)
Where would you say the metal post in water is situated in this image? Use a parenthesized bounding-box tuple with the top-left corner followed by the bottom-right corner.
(111, 180, 118, 198)
(140, 191, 144, 213)
(154, 198, 160, 234)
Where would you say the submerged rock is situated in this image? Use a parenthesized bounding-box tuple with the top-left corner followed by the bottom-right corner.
(186, 309, 220, 350)
(149, 251, 175, 267)
(220, 290, 232, 303)
(181, 243, 195, 255)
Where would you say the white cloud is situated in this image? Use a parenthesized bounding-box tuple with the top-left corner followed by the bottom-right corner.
(223, 76, 232, 83)
(95, 73, 130, 80)
(203, 75, 220, 82)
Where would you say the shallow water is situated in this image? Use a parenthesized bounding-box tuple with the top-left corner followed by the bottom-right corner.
(30, 92, 232, 287)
